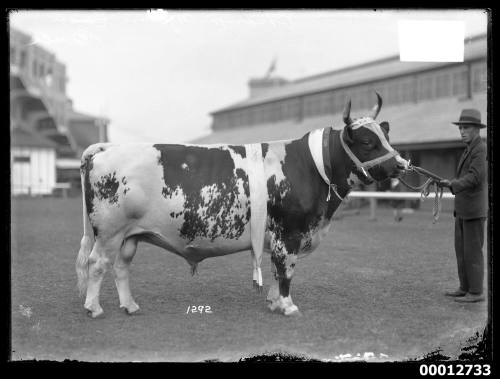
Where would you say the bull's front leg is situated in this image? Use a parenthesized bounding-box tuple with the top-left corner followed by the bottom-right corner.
(268, 235, 300, 316)
(266, 260, 280, 303)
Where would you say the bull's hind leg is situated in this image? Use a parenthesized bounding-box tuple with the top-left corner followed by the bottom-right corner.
(268, 237, 300, 316)
(251, 249, 263, 293)
(84, 237, 120, 318)
(114, 236, 140, 315)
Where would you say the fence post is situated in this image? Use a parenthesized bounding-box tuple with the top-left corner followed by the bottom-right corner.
(368, 183, 377, 221)
(369, 198, 377, 221)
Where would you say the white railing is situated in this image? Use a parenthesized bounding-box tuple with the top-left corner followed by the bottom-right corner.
(345, 191, 454, 220)
(348, 191, 454, 199)
(53, 182, 71, 197)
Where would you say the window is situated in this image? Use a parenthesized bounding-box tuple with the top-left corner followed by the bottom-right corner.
(10, 47, 16, 64)
(13, 156, 30, 163)
(472, 63, 487, 93)
(418, 75, 434, 101)
(436, 73, 451, 98)
(452, 69, 467, 96)
(19, 50, 26, 68)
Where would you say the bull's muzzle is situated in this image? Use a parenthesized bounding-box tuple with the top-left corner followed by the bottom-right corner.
(393, 155, 410, 177)
(395, 155, 410, 170)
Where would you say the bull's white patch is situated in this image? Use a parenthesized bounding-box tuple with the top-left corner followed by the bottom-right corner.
(264, 141, 288, 184)
(349, 118, 394, 153)
(196, 183, 247, 229)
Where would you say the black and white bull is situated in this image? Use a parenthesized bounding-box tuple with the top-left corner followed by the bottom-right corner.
(76, 93, 409, 318)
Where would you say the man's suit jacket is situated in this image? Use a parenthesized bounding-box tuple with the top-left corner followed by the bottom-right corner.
(450, 134, 488, 219)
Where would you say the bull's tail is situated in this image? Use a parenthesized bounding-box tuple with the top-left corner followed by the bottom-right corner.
(76, 158, 94, 297)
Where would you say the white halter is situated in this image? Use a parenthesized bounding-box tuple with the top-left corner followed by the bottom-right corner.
(339, 117, 398, 181)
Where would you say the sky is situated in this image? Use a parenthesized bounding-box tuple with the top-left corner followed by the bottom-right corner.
(9, 9, 488, 144)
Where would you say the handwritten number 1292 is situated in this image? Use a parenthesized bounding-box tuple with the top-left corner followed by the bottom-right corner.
(186, 305, 212, 314)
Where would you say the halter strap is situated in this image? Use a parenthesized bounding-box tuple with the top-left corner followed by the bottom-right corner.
(339, 120, 398, 181)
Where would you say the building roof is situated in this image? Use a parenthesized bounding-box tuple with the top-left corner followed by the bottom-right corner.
(11, 127, 58, 149)
(192, 93, 487, 147)
(69, 110, 110, 124)
(67, 116, 106, 152)
(211, 34, 487, 115)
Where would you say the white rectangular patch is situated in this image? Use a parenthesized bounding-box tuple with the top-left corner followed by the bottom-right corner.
(398, 20, 464, 62)
(245, 143, 267, 257)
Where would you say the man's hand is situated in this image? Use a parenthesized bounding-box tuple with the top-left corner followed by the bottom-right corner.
(438, 179, 451, 188)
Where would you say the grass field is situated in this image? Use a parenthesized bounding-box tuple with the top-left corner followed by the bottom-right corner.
(10, 196, 488, 362)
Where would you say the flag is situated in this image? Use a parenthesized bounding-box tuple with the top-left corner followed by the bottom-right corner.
(265, 58, 277, 78)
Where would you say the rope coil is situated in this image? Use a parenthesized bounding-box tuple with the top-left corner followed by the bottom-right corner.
(399, 165, 445, 223)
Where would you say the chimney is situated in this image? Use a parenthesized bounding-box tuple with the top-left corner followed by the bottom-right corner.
(248, 77, 288, 98)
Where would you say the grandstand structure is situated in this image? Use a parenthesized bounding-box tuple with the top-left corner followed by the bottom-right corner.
(10, 27, 109, 195)
(195, 34, 487, 190)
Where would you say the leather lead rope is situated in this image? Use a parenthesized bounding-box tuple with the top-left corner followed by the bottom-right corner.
(399, 164, 444, 224)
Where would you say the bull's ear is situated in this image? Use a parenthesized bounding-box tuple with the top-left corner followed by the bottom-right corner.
(343, 124, 354, 144)
(380, 121, 390, 134)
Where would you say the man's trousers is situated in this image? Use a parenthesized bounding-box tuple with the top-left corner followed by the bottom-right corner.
(454, 217, 486, 295)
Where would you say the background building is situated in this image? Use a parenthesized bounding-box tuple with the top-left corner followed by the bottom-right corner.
(11, 127, 57, 195)
(10, 27, 110, 195)
(195, 34, 487, 197)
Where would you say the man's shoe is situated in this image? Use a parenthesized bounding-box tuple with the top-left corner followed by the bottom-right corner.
(445, 289, 467, 297)
(454, 293, 485, 303)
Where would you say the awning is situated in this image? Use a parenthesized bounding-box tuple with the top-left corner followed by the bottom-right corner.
(56, 158, 81, 169)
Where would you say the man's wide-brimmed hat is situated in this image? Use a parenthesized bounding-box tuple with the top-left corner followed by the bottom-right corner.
(452, 108, 486, 128)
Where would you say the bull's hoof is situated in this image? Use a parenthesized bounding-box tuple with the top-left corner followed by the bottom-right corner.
(85, 307, 104, 319)
(121, 302, 140, 315)
(283, 305, 301, 317)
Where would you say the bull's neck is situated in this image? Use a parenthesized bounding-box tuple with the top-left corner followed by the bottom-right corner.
(328, 129, 354, 198)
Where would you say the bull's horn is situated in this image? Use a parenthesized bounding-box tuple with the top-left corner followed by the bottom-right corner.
(370, 92, 383, 119)
(343, 99, 353, 125)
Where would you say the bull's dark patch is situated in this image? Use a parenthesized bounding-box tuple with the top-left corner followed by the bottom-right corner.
(278, 277, 292, 297)
(170, 211, 183, 219)
(81, 155, 95, 215)
(236, 168, 250, 198)
(121, 176, 130, 195)
(266, 135, 325, 255)
(261, 143, 269, 158)
(95, 171, 120, 205)
(153, 144, 250, 242)
(228, 145, 246, 158)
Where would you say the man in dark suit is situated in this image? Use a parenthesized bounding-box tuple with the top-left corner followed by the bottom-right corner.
(439, 109, 487, 303)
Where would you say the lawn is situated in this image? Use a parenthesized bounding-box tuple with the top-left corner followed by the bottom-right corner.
(10, 196, 488, 362)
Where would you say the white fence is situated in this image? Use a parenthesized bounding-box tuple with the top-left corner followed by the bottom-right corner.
(348, 191, 454, 200)
(346, 191, 454, 220)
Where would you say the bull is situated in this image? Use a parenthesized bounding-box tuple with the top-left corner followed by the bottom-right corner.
(76, 93, 409, 318)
